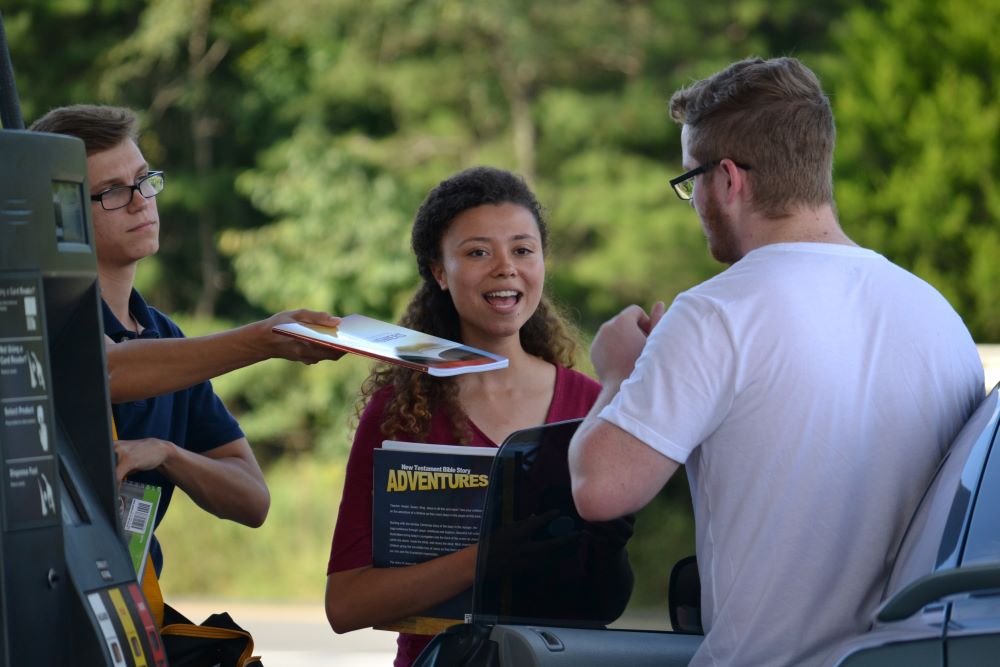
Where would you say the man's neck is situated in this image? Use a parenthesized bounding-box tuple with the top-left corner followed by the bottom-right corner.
(98, 263, 138, 326)
(741, 204, 855, 255)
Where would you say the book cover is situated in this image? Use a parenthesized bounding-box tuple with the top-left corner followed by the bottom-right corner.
(118, 480, 161, 581)
(372, 441, 497, 634)
(272, 314, 508, 377)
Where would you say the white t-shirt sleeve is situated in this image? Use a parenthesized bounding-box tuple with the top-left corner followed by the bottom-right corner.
(598, 293, 738, 464)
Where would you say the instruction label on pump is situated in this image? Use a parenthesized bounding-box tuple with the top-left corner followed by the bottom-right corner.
(0, 278, 40, 338)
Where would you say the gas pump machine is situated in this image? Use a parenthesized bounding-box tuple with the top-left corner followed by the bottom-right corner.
(0, 12, 166, 667)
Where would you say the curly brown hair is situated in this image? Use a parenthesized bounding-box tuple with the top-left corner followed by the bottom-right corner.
(358, 167, 581, 443)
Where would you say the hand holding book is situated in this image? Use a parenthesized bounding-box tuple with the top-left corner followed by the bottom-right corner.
(262, 309, 345, 364)
(371, 440, 498, 634)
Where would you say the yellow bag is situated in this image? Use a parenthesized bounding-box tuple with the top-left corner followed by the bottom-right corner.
(159, 604, 262, 667)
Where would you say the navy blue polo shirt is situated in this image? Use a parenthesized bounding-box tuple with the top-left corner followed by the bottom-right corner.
(103, 289, 244, 576)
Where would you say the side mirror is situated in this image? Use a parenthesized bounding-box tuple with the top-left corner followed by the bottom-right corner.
(668, 555, 703, 635)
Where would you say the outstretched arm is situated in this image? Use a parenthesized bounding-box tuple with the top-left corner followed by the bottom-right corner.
(325, 546, 478, 633)
(115, 437, 269, 527)
(106, 309, 343, 403)
(569, 302, 678, 522)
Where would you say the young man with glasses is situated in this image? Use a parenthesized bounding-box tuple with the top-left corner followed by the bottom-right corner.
(29, 104, 342, 577)
(569, 57, 984, 666)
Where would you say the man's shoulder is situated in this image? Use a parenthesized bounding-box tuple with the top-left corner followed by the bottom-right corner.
(684, 242, 897, 302)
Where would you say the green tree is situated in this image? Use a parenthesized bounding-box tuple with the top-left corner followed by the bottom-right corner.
(94, 0, 280, 319)
(4, 0, 292, 321)
(2, 2, 139, 123)
(228, 0, 855, 322)
(825, 0, 1000, 340)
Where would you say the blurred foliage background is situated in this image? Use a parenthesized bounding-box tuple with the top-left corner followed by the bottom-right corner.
(4, 0, 998, 616)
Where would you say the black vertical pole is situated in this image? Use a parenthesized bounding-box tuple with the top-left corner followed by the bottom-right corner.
(0, 10, 25, 130)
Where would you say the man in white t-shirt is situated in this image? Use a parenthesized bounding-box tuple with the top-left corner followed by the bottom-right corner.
(568, 57, 984, 667)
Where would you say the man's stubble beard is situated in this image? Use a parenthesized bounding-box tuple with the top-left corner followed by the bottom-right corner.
(701, 188, 742, 265)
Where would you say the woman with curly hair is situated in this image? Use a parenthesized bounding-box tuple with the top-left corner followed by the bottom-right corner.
(325, 166, 601, 666)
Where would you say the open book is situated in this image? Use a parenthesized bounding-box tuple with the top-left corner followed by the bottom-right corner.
(272, 314, 508, 377)
(372, 440, 498, 635)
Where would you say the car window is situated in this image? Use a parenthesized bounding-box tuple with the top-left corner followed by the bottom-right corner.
(472, 419, 636, 629)
(961, 413, 1000, 566)
(882, 389, 1000, 604)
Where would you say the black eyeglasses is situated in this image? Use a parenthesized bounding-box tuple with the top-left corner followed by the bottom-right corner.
(669, 160, 751, 200)
(90, 171, 166, 211)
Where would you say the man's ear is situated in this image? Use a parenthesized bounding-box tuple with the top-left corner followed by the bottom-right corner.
(430, 263, 448, 291)
(719, 159, 749, 205)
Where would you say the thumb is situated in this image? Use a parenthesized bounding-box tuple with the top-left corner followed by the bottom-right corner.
(648, 301, 666, 332)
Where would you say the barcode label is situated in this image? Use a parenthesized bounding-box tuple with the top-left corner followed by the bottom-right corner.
(124, 499, 153, 534)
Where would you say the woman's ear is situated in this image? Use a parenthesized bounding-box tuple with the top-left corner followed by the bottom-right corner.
(430, 263, 448, 291)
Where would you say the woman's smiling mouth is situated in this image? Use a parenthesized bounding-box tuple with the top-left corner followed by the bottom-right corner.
(484, 289, 522, 310)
